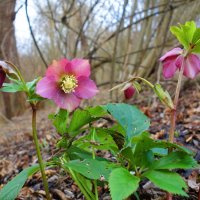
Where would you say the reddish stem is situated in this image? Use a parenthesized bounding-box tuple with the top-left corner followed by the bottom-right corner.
(169, 60, 184, 142)
(167, 60, 184, 200)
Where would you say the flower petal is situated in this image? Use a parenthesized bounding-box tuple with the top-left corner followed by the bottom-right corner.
(36, 77, 58, 99)
(53, 91, 81, 112)
(175, 55, 184, 69)
(46, 58, 69, 80)
(69, 59, 91, 78)
(124, 86, 135, 99)
(0, 68, 6, 88)
(162, 56, 179, 79)
(160, 48, 182, 62)
(74, 76, 98, 99)
(183, 54, 200, 79)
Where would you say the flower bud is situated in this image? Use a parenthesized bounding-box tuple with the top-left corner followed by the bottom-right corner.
(124, 85, 135, 99)
(0, 61, 19, 80)
(0, 67, 6, 88)
(154, 84, 174, 109)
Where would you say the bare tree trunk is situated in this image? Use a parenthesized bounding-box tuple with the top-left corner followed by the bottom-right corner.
(0, 0, 25, 118)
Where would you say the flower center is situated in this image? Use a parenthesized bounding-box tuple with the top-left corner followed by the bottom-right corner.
(60, 75, 78, 93)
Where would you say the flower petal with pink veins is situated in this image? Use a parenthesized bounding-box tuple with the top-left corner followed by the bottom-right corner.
(69, 59, 91, 78)
(175, 55, 184, 69)
(74, 76, 98, 99)
(36, 77, 58, 99)
(46, 58, 69, 80)
(53, 91, 81, 112)
(0, 68, 6, 88)
(160, 48, 182, 62)
(162, 56, 179, 79)
(183, 54, 200, 79)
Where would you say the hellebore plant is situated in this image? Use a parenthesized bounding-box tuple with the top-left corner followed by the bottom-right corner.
(0, 21, 199, 200)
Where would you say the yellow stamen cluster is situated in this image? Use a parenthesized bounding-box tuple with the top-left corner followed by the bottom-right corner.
(60, 75, 78, 93)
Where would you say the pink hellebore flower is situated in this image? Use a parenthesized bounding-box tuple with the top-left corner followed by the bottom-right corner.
(124, 86, 135, 99)
(36, 58, 98, 112)
(160, 47, 200, 79)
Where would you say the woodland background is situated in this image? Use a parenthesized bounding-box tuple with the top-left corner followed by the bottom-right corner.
(1, 0, 200, 119)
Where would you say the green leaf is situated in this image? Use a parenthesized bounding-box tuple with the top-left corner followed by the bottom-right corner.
(27, 95, 44, 103)
(132, 132, 192, 155)
(191, 28, 200, 52)
(68, 109, 92, 134)
(0, 82, 24, 93)
(192, 27, 200, 44)
(73, 128, 118, 154)
(68, 106, 106, 136)
(192, 43, 200, 53)
(26, 78, 39, 91)
(63, 158, 117, 181)
(87, 106, 107, 118)
(150, 151, 197, 170)
(170, 26, 188, 49)
(180, 21, 196, 44)
(109, 168, 140, 200)
(103, 103, 150, 146)
(49, 109, 69, 134)
(67, 146, 107, 161)
(0, 165, 40, 200)
(170, 21, 196, 49)
(143, 170, 188, 196)
(131, 132, 192, 167)
(151, 148, 168, 156)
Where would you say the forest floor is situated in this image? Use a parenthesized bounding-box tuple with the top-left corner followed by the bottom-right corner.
(0, 84, 199, 200)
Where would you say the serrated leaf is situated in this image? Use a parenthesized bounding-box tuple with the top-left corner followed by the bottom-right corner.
(67, 146, 107, 161)
(49, 109, 69, 134)
(63, 158, 117, 181)
(192, 43, 200, 53)
(74, 128, 118, 154)
(170, 26, 188, 49)
(87, 106, 107, 118)
(192, 27, 200, 44)
(0, 165, 40, 200)
(150, 151, 197, 170)
(132, 132, 192, 155)
(0, 82, 24, 93)
(109, 168, 140, 200)
(68, 106, 106, 136)
(180, 21, 196, 44)
(103, 103, 150, 146)
(26, 78, 39, 91)
(170, 21, 196, 49)
(131, 132, 192, 167)
(151, 148, 168, 156)
(143, 170, 188, 196)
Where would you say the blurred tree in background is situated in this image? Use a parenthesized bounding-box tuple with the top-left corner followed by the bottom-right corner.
(1, 0, 200, 118)
(0, 0, 25, 119)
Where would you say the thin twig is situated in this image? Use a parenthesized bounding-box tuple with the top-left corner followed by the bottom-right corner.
(25, 0, 48, 68)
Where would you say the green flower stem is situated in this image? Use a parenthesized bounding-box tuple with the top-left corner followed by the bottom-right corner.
(68, 168, 93, 200)
(91, 128, 99, 200)
(131, 76, 154, 88)
(93, 180, 98, 200)
(31, 104, 51, 200)
(169, 59, 184, 143)
(5, 61, 26, 85)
